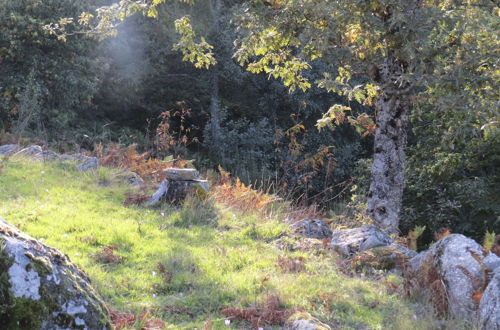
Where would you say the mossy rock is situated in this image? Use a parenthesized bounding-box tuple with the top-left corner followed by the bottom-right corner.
(111, 170, 144, 186)
(0, 218, 111, 329)
(285, 312, 332, 330)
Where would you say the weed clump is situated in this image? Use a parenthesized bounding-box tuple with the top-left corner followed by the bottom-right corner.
(213, 166, 274, 214)
(123, 193, 150, 206)
(277, 256, 306, 273)
(110, 309, 166, 329)
(174, 196, 218, 227)
(92, 246, 123, 265)
(222, 295, 295, 328)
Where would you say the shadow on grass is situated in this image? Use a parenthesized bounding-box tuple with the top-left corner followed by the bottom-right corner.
(153, 246, 237, 323)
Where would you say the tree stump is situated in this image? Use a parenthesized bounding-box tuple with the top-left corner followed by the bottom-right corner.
(147, 168, 209, 205)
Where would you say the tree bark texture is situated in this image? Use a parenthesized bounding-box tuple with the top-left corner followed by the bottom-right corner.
(367, 54, 410, 234)
(209, 67, 221, 144)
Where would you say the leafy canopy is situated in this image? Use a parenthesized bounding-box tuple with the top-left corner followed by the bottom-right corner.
(232, 0, 498, 132)
(44, 0, 215, 68)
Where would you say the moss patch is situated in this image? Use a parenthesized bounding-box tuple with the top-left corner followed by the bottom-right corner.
(0, 241, 49, 329)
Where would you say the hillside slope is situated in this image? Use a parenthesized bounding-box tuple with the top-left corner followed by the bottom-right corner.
(0, 156, 457, 329)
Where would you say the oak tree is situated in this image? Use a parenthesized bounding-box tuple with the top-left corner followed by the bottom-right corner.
(233, 0, 499, 233)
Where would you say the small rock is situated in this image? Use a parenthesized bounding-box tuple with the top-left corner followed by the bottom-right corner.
(285, 312, 331, 330)
(330, 225, 392, 257)
(479, 268, 500, 330)
(112, 170, 144, 186)
(0, 144, 21, 156)
(13, 145, 42, 157)
(163, 168, 200, 181)
(76, 157, 98, 171)
(408, 249, 429, 272)
(34, 150, 61, 161)
(291, 218, 333, 239)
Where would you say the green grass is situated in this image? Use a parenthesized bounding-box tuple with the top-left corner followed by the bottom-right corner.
(0, 156, 452, 329)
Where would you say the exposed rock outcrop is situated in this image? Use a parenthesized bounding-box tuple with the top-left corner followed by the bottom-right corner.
(291, 218, 333, 240)
(34, 150, 61, 161)
(0, 144, 100, 172)
(0, 218, 111, 329)
(330, 225, 392, 257)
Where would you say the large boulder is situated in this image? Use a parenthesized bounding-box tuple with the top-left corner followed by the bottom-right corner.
(291, 218, 333, 240)
(408, 234, 488, 320)
(330, 225, 392, 257)
(0, 218, 111, 329)
(479, 268, 500, 330)
(0, 144, 21, 156)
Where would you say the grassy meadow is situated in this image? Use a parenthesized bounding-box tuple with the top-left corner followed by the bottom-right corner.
(0, 156, 462, 329)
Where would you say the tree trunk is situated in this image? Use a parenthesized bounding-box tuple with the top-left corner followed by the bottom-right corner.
(366, 54, 410, 234)
(208, 0, 222, 155)
(209, 66, 221, 144)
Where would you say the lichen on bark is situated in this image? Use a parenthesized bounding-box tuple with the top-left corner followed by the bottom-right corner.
(367, 53, 410, 235)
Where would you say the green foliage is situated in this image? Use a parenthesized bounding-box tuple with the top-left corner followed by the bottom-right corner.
(402, 132, 499, 241)
(401, 5, 500, 240)
(234, 0, 499, 233)
(408, 226, 426, 251)
(12, 70, 42, 139)
(44, 0, 216, 70)
(483, 231, 496, 252)
(203, 111, 275, 179)
(2, 0, 498, 240)
(0, 0, 103, 141)
(173, 16, 216, 69)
